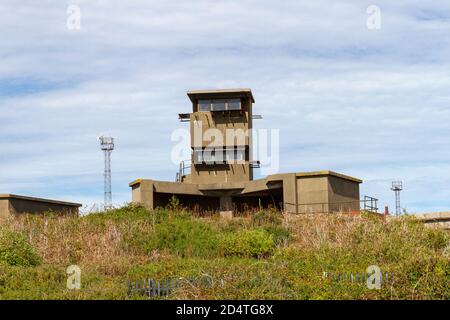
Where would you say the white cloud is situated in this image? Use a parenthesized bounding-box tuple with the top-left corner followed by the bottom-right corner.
(0, 0, 449, 212)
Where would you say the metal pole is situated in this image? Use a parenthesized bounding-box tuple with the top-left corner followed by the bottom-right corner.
(104, 149, 112, 210)
(395, 190, 401, 216)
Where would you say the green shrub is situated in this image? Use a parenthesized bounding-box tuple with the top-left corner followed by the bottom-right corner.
(167, 195, 181, 211)
(215, 217, 250, 233)
(263, 226, 291, 245)
(0, 228, 41, 267)
(220, 228, 275, 258)
(84, 203, 151, 224)
(425, 229, 449, 250)
(251, 208, 282, 226)
(140, 218, 219, 257)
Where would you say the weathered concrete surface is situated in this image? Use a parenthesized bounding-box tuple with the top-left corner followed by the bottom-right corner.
(219, 211, 233, 219)
(130, 171, 361, 213)
(415, 212, 450, 230)
(188, 89, 254, 184)
(0, 194, 81, 218)
(130, 89, 362, 214)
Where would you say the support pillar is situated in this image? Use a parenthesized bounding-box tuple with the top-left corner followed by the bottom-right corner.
(130, 179, 154, 210)
(219, 195, 233, 219)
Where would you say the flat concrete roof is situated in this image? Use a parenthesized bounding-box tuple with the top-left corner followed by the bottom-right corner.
(198, 182, 246, 191)
(130, 170, 362, 193)
(0, 194, 82, 207)
(415, 212, 450, 221)
(295, 171, 363, 183)
(129, 179, 143, 187)
(187, 88, 255, 103)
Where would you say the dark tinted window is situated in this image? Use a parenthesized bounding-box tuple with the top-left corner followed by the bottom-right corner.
(198, 100, 211, 111)
(227, 98, 241, 110)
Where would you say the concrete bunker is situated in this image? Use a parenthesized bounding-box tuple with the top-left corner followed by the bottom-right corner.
(130, 89, 370, 216)
(0, 194, 82, 219)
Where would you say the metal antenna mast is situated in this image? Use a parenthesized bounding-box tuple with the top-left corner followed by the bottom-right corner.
(391, 181, 403, 216)
(99, 136, 115, 210)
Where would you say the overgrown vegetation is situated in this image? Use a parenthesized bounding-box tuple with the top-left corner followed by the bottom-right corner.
(0, 227, 41, 267)
(0, 204, 448, 299)
(220, 228, 275, 258)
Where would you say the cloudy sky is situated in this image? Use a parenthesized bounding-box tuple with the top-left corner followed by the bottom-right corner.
(1, 0, 449, 213)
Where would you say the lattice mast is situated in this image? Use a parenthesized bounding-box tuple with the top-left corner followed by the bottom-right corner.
(99, 136, 115, 210)
(391, 181, 403, 216)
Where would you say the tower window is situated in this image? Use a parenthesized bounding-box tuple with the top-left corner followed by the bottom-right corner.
(194, 147, 247, 164)
(236, 147, 245, 162)
(225, 148, 235, 162)
(197, 99, 241, 112)
(212, 99, 226, 111)
(202, 149, 214, 163)
(198, 100, 211, 112)
(227, 99, 241, 110)
(194, 149, 203, 164)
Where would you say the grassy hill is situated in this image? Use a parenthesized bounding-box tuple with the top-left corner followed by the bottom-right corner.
(0, 203, 448, 299)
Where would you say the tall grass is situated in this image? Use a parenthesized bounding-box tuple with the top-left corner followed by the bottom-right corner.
(0, 205, 448, 299)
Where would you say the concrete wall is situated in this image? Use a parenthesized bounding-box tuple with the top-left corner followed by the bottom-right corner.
(0, 195, 80, 218)
(189, 163, 252, 184)
(8, 198, 79, 215)
(188, 95, 253, 184)
(131, 180, 154, 210)
(296, 176, 329, 213)
(281, 174, 297, 213)
(190, 110, 251, 148)
(328, 176, 360, 212)
(0, 199, 10, 219)
(415, 212, 450, 231)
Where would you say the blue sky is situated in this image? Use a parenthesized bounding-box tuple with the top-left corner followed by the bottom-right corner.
(0, 0, 449, 213)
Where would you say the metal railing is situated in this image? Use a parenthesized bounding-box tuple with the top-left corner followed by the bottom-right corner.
(287, 196, 379, 214)
(249, 160, 261, 168)
(176, 160, 191, 182)
(128, 276, 215, 298)
(363, 195, 378, 212)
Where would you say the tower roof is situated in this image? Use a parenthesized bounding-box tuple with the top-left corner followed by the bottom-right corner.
(187, 88, 255, 103)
